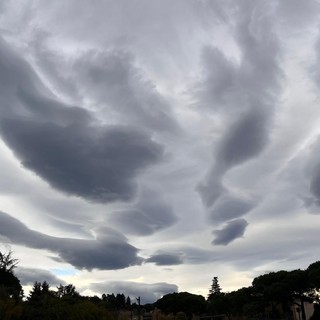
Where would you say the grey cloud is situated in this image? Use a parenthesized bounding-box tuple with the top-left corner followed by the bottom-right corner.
(197, 110, 269, 208)
(73, 49, 179, 133)
(91, 281, 178, 304)
(196, 46, 237, 110)
(0, 37, 165, 203)
(108, 189, 177, 236)
(277, 0, 320, 28)
(16, 268, 65, 286)
(302, 137, 320, 213)
(0, 119, 163, 203)
(0, 36, 85, 125)
(313, 35, 320, 93)
(212, 218, 248, 245)
(197, 1, 282, 212)
(310, 169, 320, 207)
(0, 38, 42, 119)
(218, 109, 270, 169)
(196, 169, 225, 208)
(209, 194, 254, 223)
(0, 211, 143, 270)
(145, 253, 183, 266)
(180, 247, 218, 264)
(16, 88, 90, 126)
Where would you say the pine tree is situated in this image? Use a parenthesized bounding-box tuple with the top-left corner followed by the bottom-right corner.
(208, 277, 221, 298)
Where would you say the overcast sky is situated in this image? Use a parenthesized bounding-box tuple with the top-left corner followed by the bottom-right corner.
(0, 0, 320, 303)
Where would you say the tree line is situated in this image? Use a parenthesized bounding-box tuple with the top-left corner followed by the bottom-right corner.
(0, 250, 320, 319)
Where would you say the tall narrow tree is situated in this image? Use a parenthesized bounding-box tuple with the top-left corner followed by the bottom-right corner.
(208, 277, 222, 298)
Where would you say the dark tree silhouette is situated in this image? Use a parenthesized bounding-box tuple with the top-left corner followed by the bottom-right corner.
(208, 276, 221, 297)
(0, 251, 23, 300)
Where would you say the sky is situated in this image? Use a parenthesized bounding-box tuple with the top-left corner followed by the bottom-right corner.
(0, 0, 320, 304)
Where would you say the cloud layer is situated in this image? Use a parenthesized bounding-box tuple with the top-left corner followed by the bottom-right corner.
(0, 0, 320, 302)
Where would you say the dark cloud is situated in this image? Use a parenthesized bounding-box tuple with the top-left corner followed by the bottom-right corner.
(0, 37, 39, 98)
(209, 194, 254, 223)
(145, 253, 183, 266)
(16, 267, 65, 286)
(0, 211, 143, 270)
(197, 1, 282, 213)
(16, 88, 90, 126)
(0, 36, 88, 125)
(91, 281, 178, 304)
(0, 37, 165, 203)
(197, 110, 269, 208)
(0, 119, 163, 203)
(218, 109, 270, 170)
(212, 218, 248, 245)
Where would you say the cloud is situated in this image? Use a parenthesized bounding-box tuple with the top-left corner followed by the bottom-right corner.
(0, 118, 164, 203)
(0, 37, 165, 203)
(195, 46, 237, 111)
(212, 218, 248, 245)
(218, 109, 270, 170)
(108, 189, 177, 236)
(73, 49, 179, 133)
(0, 211, 143, 270)
(197, 1, 282, 218)
(16, 88, 90, 126)
(277, 0, 320, 28)
(16, 267, 65, 287)
(145, 253, 183, 266)
(91, 281, 178, 304)
(197, 109, 269, 208)
(0, 0, 320, 300)
(209, 194, 254, 223)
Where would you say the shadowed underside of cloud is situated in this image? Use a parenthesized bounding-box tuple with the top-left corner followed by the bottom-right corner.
(198, 109, 270, 208)
(0, 37, 165, 203)
(91, 281, 178, 304)
(218, 109, 270, 170)
(0, 211, 143, 270)
(16, 267, 66, 286)
(212, 218, 248, 245)
(0, 119, 163, 203)
(209, 194, 254, 223)
(145, 253, 183, 266)
(197, 2, 282, 224)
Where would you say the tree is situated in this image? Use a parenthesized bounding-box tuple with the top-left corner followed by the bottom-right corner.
(56, 284, 79, 299)
(156, 292, 206, 317)
(307, 261, 320, 292)
(0, 251, 23, 300)
(0, 251, 18, 273)
(208, 277, 221, 298)
(0, 251, 23, 319)
(126, 296, 131, 308)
